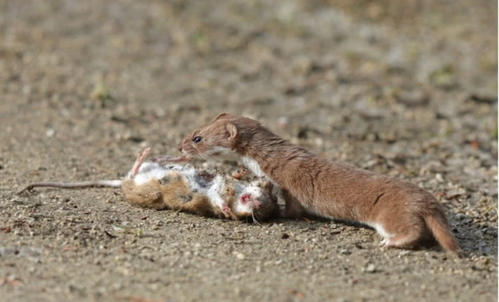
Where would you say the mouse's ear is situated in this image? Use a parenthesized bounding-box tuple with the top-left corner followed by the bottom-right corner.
(226, 122, 238, 141)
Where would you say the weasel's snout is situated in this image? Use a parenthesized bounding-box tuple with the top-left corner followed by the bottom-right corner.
(178, 138, 194, 155)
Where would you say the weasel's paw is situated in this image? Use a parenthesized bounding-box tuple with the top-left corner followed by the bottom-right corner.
(380, 238, 392, 247)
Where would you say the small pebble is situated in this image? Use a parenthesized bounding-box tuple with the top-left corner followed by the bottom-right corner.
(233, 251, 245, 260)
(364, 264, 376, 273)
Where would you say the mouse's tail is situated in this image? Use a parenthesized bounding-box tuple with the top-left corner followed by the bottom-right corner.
(424, 210, 460, 255)
(18, 180, 122, 194)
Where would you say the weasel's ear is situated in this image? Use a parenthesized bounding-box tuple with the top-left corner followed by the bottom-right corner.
(213, 112, 231, 122)
(226, 122, 238, 142)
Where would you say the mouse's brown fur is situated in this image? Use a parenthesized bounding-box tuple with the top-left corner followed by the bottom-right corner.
(176, 113, 460, 254)
(122, 178, 164, 209)
(122, 174, 223, 217)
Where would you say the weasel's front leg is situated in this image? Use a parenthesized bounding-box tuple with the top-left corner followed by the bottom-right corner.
(151, 154, 191, 164)
(281, 188, 307, 218)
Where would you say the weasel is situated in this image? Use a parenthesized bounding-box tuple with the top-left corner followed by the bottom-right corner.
(19, 148, 279, 222)
(166, 113, 460, 254)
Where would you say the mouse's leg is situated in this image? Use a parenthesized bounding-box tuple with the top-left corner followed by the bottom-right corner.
(205, 175, 236, 219)
(130, 147, 151, 177)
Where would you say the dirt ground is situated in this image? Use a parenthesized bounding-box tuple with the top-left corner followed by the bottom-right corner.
(0, 0, 497, 301)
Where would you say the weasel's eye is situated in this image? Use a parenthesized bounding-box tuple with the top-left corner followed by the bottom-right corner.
(193, 136, 202, 143)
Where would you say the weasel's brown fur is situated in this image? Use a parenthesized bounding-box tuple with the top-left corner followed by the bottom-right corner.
(177, 113, 460, 254)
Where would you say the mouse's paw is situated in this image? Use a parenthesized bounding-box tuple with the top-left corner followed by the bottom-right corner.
(232, 168, 249, 180)
(222, 204, 233, 218)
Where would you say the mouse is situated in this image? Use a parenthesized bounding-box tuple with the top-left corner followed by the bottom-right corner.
(161, 113, 460, 254)
(19, 147, 279, 222)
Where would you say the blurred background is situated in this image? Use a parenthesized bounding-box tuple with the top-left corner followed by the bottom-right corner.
(1, 0, 496, 192)
(1, 0, 496, 152)
(0, 0, 497, 301)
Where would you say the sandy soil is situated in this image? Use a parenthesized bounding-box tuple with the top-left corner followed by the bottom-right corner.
(0, 0, 497, 301)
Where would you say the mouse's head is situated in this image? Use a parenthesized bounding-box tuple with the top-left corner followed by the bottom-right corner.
(178, 113, 259, 161)
(232, 180, 279, 222)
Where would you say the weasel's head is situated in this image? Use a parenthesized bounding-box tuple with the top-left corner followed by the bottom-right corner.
(178, 113, 257, 161)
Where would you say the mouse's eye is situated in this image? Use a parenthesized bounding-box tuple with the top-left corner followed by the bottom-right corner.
(193, 136, 202, 143)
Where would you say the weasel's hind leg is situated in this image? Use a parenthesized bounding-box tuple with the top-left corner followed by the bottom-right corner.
(374, 217, 428, 250)
(281, 189, 307, 218)
(380, 230, 423, 250)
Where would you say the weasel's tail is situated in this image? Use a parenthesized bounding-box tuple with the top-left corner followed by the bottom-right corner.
(18, 180, 122, 194)
(424, 211, 460, 255)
